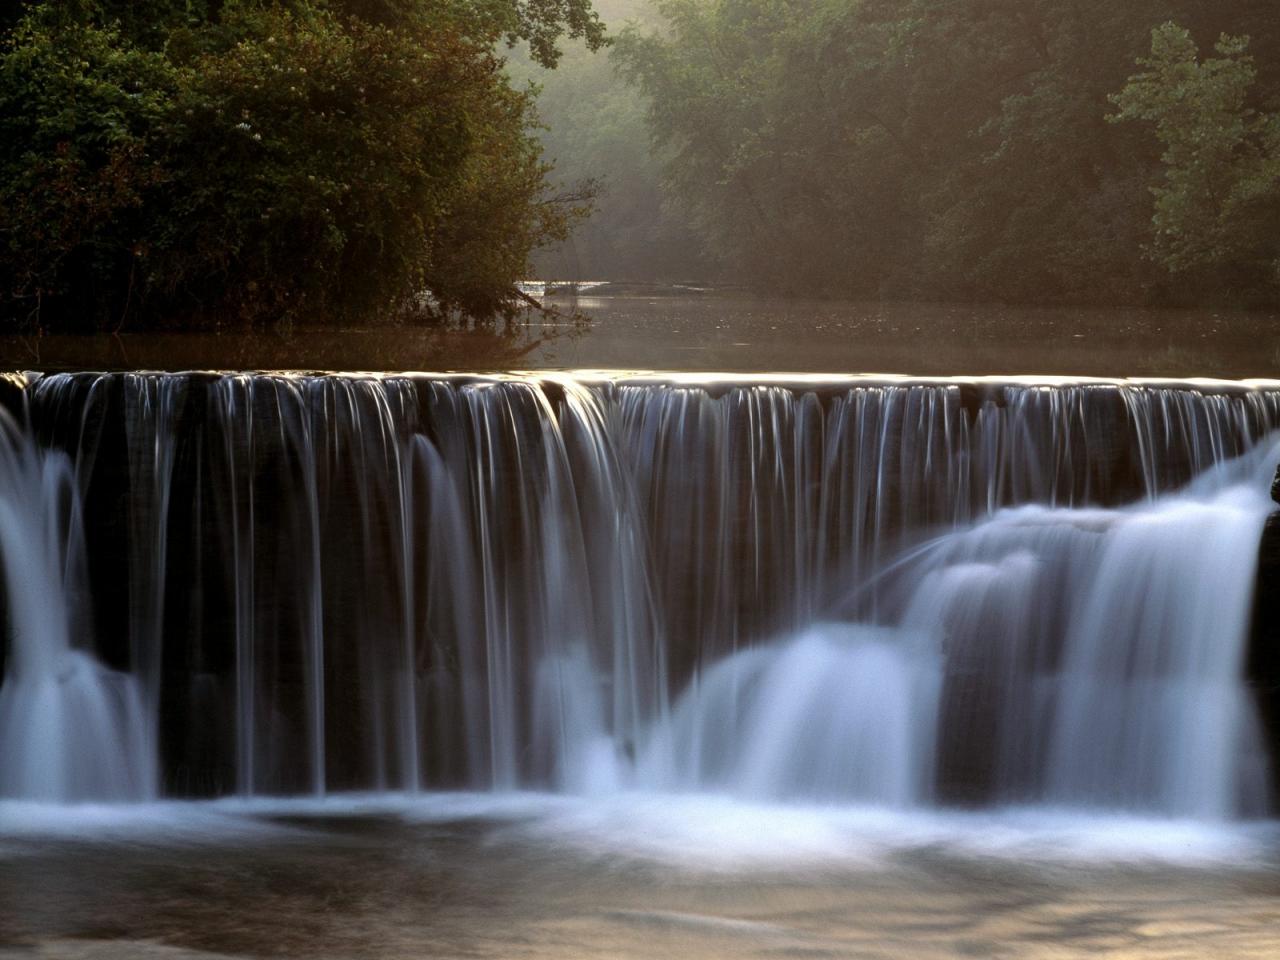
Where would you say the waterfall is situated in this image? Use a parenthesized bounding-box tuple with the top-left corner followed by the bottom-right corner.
(0, 408, 155, 801)
(634, 623, 943, 805)
(0, 372, 1277, 817)
(867, 442, 1278, 816)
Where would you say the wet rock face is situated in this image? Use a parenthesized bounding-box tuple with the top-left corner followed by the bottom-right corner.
(1263, 456, 1280, 792)
(1250, 510, 1280, 803)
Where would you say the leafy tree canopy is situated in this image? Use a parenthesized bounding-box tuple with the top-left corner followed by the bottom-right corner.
(1112, 23, 1280, 293)
(613, 0, 1280, 306)
(0, 1, 600, 332)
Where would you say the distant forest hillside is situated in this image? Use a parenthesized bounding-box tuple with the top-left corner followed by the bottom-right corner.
(530, 0, 1280, 307)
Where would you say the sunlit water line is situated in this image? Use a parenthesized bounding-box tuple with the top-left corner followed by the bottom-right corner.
(1, 373, 1279, 826)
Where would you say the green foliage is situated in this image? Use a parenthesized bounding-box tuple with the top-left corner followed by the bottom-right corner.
(0, 0, 601, 331)
(615, 1, 818, 289)
(1112, 23, 1280, 291)
(157, 5, 497, 322)
(0, 13, 180, 327)
(325, 0, 607, 67)
(613, 0, 1280, 305)
(9, 0, 1276, 322)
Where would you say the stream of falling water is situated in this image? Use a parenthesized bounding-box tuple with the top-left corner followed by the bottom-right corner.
(0, 373, 1277, 824)
(0, 407, 154, 801)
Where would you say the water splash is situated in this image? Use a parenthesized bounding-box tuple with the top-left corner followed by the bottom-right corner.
(636, 623, 942, 805)
(0, 409, 154, 801)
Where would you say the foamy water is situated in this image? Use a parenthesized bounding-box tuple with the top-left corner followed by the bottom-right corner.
(3, 792, 1274, 870)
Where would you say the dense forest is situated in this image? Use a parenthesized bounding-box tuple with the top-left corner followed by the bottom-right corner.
(0, 0, 603, 331)
(3, 0, 1278, 332)
(536, 0, 1280, 306)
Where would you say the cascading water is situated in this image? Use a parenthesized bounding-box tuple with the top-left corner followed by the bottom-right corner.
(0, 407, 154, 801)
(634, 623, 944, 806)
(840, 446, 1274, 817)
(1, 372, 1278, 821)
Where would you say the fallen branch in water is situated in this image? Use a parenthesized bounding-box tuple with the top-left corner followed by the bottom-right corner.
(510, 287, 591, 328)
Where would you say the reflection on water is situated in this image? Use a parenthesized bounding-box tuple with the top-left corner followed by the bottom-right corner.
(2, 295, 1278, 376)
(0, 320, 585, 375)
(537, 296, 1280, 378)
(2, 796, 1279, 959)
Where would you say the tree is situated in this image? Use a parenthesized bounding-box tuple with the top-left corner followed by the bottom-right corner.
(0, 1, 602, 331)
(0, 12, 179, 328)
(1112, 22, 1280, 296)
(614, 0, 1280, 306)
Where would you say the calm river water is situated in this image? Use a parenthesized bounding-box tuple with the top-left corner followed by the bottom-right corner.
(2, 295, 1277, 376)
(531, 295, 1280, 378)
(3, 795, 1280, 959)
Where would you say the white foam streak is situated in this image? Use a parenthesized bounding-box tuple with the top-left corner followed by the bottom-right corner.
(0, 412, 155, 802)
(3, 792, 1271, 870)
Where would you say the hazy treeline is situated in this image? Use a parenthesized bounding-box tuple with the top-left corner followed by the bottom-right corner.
(537, 0, 1280, 305)
(4, 0, 1277, 330)
(515, 67, 697, 280)
(0, 0, 603, 331)
(514, 0, 709, 282)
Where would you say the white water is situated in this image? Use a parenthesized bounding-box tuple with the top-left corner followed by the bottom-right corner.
(1, 374, 1278, 829)
(1, 792, 1271, 869)
(433, 498, 1272, 817)
(537, 439, 1278, 818)
(0, 411, 155, 802)
(635, 624, 942, 805)
(1045, 491, 1269, 817)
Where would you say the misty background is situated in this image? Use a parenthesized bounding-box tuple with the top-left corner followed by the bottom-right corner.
(520, 0, 1280, 308)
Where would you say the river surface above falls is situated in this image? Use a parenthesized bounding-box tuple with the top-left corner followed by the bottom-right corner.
(2, 295, 1278, 376)
(535, 296, 1280, 378)
(3, 794, 1280, 960)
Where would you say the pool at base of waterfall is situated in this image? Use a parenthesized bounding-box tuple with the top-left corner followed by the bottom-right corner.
(2, 793, 1280, 959)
